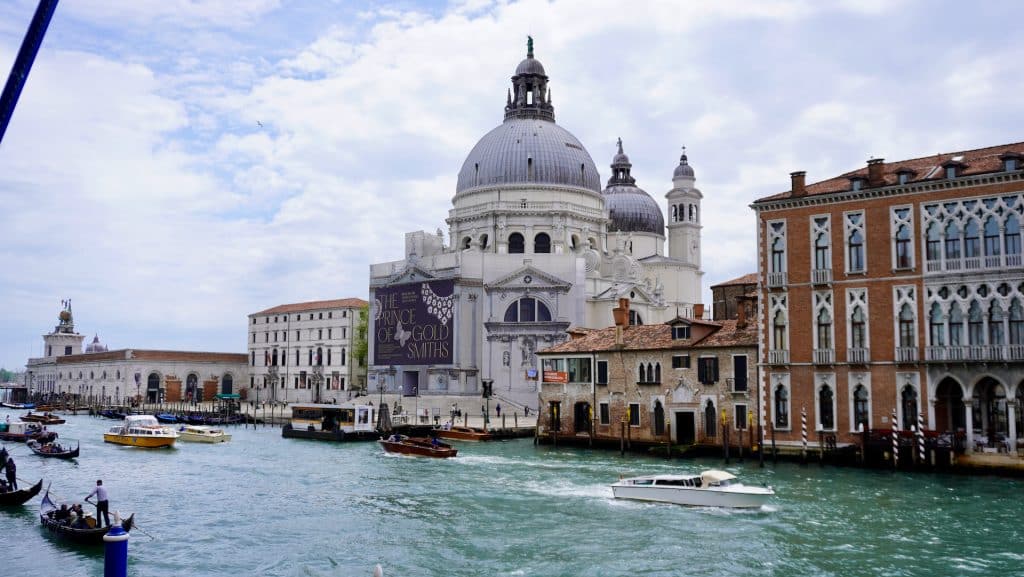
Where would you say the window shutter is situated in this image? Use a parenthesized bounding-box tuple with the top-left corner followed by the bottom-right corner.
(712, 358, 719, 382)
(684, 355, 691, 368)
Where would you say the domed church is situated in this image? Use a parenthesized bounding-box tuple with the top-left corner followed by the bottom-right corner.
(368, 40, 704, 409)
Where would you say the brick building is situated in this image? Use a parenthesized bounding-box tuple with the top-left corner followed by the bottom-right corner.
(536, 299, 757, 448)
(711, 273, 757, 321)
(751, 142, 1024, 454)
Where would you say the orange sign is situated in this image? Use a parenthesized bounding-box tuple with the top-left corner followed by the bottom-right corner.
(543, 370, 569, 384)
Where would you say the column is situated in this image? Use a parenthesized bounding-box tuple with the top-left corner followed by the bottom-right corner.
(1008, 400, 1018, 453)
(964, 398, 975, 452)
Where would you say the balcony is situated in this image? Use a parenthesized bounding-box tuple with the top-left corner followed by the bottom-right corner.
(726, 377, 748, 394)
(813, 348, 835, 365)
(767, 271, 788, 288)
(811, 268, 833, 285)
(768, 349, 789, 365)
(895, 347, 918, 363)
(925, 253, 1024, 276)
(926, 344, 1024, 362)
(847, 347, 870, 364)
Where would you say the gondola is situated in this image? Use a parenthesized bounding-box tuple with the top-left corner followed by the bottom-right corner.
(27, 439, 79, 460)
(0, 478, 44, 506)
(39, 487, 134, 545)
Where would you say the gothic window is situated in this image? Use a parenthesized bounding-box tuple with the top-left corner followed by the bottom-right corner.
(964, 220, 981, 258)
(817, 308, 832, 350)
(774, 384, 789, 428)
(654, 363, 661, 383)
(509, 232, 525, 254)
(813, 219, 830, 270)
(534, 232, 551, 254)
(1006, 215, 1021, 259)
(853, 385, 869, 429)
(945, 221, 961, 260)
(989, 302, 1005, 345)
(892, 207, 914, 269)
(503, 297, 552, 323)
(772, 310, 787, 350)
(1010, 299, 1024, 345)
(818, 385, 835, 430)
(984, 216, 1001, 257)
(925, 222, 941, 263)
(949, 303, 964, 347)
(771, 238, 785, 273)
(845, 212, 866, 273)
(851, 306, 867, 349)
(901, 386, 918, 431)
(929, 302, 945, 346)
(967, 300, 985, 345)
(898, 303, 916, 348)
(638, 364, 646, 383)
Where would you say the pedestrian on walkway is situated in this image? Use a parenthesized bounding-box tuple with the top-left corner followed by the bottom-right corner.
(496, 404, 502, 418)
(85, 479, 110, 528)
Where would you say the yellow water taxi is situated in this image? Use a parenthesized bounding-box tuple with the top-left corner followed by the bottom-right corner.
(103, 415, 178, 448)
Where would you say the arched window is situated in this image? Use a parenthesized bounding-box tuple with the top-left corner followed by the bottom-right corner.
(901, 386, 918, 431)
(462, 236, 472, 250)
(929, 302, 945, 346)
(964, 220, 981, 258)
(772, 310, 787, 349)
(989, 301, 1005, 345)
(503, 297, 551, 323)
(814, 232, 829, 270)
(771, 237, 786, 273)
(816, 308, 832, 349)
(898, 304, 916, 347)
(1006, 215, 1021, 259)
(508, 233, 525, 254)
(850, 306, 866, 349)
(983, 216, 1001, 257)
(688, 205, 695, 221)
(968, 300, 984, 345)
(774, 385, 789, 428)
(818, 385, 834, 430)
(925, 222, 941, 263)
(853, 385, 869, 429)
(638, 364, 646, 383)
(704, 400, 716, 438)
(945, 220, 961, 261)
(570, 235, 579, 251)
(534, 232, 551, 254)
(1009, 299, 1024, 345)
(671, 205, 678, 222)
(654, 363, 661, 383)
(895, 224, 912, 268)
(479, 234, 489, 250)
(949, 303, 964, 347)
(848, 229, 865, 272)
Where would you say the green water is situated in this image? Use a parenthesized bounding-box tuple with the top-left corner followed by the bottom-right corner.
(1, 415, 1022, 577)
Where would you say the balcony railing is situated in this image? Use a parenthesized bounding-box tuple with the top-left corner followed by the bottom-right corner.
(726, 378, 748, 393)
(895, 347, 918, 363)
(767, 271, 788, 288)
(768, 349, 789, 365)
(927, 344, 1024, 362)
(811, 268, 833, 285)
(847, 347, 870, 364)
(925, 253, 1024, 275)
(813, 348, 835, 365)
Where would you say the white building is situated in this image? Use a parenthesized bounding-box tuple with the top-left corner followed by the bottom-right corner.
(247, 298, 369, 404)
(368, 41, 705, 409)
(25, 302, 246, 403)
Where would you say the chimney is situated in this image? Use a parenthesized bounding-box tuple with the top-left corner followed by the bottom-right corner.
(693, 303, 704, 319)
(790, 171, 806, 197)
(736, 297, 747, 329)
(612, 298, 630, 346)
(867, 158, 885, 187)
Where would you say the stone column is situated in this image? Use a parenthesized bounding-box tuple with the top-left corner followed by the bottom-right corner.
(1008, 399, 1018, 453)
(964, 398, 975, 452)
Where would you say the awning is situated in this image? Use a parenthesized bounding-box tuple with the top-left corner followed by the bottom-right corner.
(215, 393, 240, 399)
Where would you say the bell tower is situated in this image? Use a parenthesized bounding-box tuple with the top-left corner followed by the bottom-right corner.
(666, 147, 703, 270)
(504, 36, 554, 122)
(43, 299, 84, 358)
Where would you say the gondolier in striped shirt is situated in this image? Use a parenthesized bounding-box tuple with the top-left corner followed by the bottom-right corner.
(85, 479, 110, 528)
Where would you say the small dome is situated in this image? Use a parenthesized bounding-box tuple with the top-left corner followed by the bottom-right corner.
(515, 56, 546, 77)
(674, 148, 695, 179)
(605, 185, 665, 234)
(85, 334, 108, 353)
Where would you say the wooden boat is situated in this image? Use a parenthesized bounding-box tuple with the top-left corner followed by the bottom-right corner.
(155, 413, 179, 424)
(39, 487, 134, 544)
(27, 439, 80, 459)
(378, 435, 458, 458)
(0, 421, 59, 443)
(104, 415, 177, 448)
(611, 470, 775, 509)
(433, 425, 493, 442)
(21, 412, 66, 425)
(0, 478, 44, 506)
(177, 425, 231, 443)
(1, 402, 35, 409)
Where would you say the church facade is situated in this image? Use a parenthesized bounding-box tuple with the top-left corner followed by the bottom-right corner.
(368, 41, 705, 409)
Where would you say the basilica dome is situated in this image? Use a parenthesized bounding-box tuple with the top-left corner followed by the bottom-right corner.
(85, 334, 108, 353)
(455, 40, 601, 195)
(603, 139, 665, 235)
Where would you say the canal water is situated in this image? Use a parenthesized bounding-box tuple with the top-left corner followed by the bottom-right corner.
(1, 415, 1022, 577)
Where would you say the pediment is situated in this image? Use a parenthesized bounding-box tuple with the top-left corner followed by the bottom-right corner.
(386, 264, 437, 285)
(486, 265, 571, 292)
(591, 283, 655, 304)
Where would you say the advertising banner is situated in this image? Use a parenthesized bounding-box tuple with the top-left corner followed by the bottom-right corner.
(543, 370, 568, 383)
(373, 279, 455, 366)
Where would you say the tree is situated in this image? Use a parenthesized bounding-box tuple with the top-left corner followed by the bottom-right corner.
(0, 368, 13, 383)
(353, 305, 369, 368)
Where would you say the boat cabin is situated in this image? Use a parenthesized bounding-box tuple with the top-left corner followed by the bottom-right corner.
(289, 403, 377, 434)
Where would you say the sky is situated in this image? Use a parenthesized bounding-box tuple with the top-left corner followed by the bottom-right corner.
(0, 0, 1021, 370)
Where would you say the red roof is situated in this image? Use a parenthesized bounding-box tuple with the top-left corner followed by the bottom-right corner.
(754, 141, 1024, 204)
(252, 298, 368, 316)
(710, 273, 758, 288)
(538, 320, 756, 354)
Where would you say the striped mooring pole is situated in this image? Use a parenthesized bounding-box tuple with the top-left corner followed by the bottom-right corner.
(891, 409, 899, 470)
(801, 406, 808, 463)
(103, 513, 129, 577)
(917, 412, 926, 464)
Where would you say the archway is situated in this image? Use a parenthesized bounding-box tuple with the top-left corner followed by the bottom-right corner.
(146, 372, 161, 403)
(704, 399, 716, 438)
(973, 377, 1008, 442)
(186, 374, 199, 402)
(934, 378, 966, 432)
(653, 400, 665, 436)
(221, 374, 233, 395)
(573, 401, 591, 434)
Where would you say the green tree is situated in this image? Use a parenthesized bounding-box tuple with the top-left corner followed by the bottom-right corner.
(353, 305, 369, 367)
(0, 368, 13, 383)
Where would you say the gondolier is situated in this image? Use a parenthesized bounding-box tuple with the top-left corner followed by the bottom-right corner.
(85, 479, 110, 528)
(4, 456, 16, 490)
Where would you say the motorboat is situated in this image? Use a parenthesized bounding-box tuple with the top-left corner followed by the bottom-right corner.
(177, 424, 231, 443)
(281, 402, 378, 442)
(21, 412, 65, 425)
(433, 425, 493, 442)
(103, 415, 178, 448)
(0, 421, 59, 443)
(610, 470, 774, 509)
(378, 435, 458, 458)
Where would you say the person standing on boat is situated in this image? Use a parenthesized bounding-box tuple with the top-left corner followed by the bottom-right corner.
(4, 457, 16, 490)
(85, 479, 110, 528)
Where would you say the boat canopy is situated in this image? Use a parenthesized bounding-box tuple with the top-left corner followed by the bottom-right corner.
(701, 470, 737, 485)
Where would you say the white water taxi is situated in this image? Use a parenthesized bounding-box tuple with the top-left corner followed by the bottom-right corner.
(103, 415, 178, 448)
(177, 424, 231, 443)
(610, 470, 773, 509)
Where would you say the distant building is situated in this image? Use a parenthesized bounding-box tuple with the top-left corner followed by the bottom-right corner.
(751, 142, 1024, 454)
(368, 40, 705, 410)
(537, 299, 756, 447)
(711, 273, 757, 321)
(25, 302, 246, 403)
(247, 298, 369, 404)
